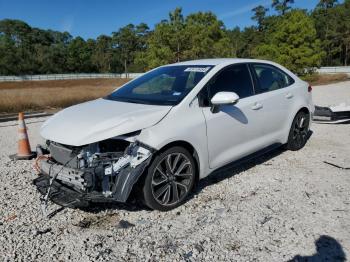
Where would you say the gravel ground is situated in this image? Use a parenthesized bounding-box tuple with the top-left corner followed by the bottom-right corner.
(312, 80, 350, 106)
(0, 82, 349, 261)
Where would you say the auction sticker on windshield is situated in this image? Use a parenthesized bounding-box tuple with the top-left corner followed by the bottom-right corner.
(184, 67, 211, 73)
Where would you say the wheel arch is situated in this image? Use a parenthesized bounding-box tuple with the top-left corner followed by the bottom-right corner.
(282, 106, 311, 145)
(156, 140, 200, 184)
(129, 140, 201, 202)
(298, 106, 310, 116)
(289, 106, 311, 129)
(293, 106, 311, 128)
(285, 106, 311, 151)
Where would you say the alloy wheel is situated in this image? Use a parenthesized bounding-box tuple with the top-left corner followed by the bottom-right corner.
(292, 114, 308, 148)
(151, 153, 193, 206)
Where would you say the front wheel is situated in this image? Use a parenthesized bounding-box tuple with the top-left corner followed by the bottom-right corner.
(286, 111, 310, 151)
(141, 147, 196, 211)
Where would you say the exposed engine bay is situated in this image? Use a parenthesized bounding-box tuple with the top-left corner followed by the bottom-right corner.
(33, 135, 154, 210)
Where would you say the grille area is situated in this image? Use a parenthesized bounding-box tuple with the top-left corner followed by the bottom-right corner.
(49, 142, 79, 168)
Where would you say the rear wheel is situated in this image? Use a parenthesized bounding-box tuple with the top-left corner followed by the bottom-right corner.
(286, 111, 310, 151)
(142, 146, 196, 211)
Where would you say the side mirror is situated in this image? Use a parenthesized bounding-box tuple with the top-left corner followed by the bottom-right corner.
(210, 92, 239, 113)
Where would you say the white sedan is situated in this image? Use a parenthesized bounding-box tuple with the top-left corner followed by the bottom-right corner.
(35, 58, 314, 211)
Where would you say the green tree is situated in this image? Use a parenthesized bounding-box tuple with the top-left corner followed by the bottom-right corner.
(2, 1, 350, 75)
(312, 0, 350, 65)
(0, 34, 20, 75)
(272, 0, 294, 15)
(141, 21, 177, 69)
(239, 26, 263, 58)
(31, 29, 64, 73)
(183, 11, 231, 59)
(252, 5, 269, 31)
(131, 23, 150, 72)
(338, 0, 350, 65)
(112, 24, 140, 75)
(317, 0, 338, 9)
(254, 10, 324, 75)
(66, 37, 92, 72)
(143, 9, 231, 69)
(92, 35, 114, 72)
(169, 7, 185, 62)
(0, 19, 75, 74)
(0, 19, 34, 74)
(227, 27, 242, 57)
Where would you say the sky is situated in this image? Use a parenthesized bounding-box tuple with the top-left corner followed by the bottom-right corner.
(0, 0, 320, 39)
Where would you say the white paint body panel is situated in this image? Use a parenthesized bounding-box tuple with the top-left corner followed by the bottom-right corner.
(41, 58, 314, 179)
(203, 95, 267, 169)
(40, 98, 172, 146)
(211, 91, 239, 105)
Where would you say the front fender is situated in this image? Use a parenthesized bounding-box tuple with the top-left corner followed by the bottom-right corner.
(136, 98, 211, 179)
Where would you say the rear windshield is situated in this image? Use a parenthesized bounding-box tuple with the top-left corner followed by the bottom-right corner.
(106, 65, 213, 106)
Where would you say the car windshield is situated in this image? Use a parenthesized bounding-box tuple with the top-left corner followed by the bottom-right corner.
(106, 65, 213, 106)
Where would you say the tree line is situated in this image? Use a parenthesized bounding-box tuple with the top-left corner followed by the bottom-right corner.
(0, 0, 349, 76)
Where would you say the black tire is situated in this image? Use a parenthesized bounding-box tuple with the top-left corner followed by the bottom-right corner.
(141, 146, 196, 211)
(286, 111, 310, 151)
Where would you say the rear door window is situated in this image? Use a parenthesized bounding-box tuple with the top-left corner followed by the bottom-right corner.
(252, 64, 294, 94)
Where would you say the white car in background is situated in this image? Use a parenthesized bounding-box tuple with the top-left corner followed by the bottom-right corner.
(34, 58, 314, 211)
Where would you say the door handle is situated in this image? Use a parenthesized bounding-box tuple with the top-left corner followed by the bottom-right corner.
(285, 93, 294, 99)
(251, 102, 263, 110)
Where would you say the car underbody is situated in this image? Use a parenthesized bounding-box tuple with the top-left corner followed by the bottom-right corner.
(33, 137, 155, 209)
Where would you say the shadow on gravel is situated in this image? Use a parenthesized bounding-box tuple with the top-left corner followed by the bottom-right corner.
(78, 200, 148, 213)
(192, 144, 286, 197)
(288, 235, 346, 262)
(192, 130, 313, 198)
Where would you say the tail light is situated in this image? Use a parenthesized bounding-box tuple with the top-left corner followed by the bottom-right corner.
(308, 85, 312, 92)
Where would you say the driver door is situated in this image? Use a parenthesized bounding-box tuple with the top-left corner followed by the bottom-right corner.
(200, 64, 265, 169)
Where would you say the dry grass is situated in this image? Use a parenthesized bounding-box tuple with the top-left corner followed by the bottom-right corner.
(302, 73, 349, 86)
(0, 78, 130, 113)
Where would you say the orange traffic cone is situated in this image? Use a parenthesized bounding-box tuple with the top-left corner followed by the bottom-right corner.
(10, 112, 35, 160)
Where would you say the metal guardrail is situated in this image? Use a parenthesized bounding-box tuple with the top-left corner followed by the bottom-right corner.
(315, 66, 350, 75)
(0, 73, 143, 82)
(1, 67, 349, 82)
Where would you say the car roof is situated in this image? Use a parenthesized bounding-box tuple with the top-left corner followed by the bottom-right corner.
(171, 58, 276, 66)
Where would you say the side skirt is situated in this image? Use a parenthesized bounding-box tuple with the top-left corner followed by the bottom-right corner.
(210, 143, 283, 175)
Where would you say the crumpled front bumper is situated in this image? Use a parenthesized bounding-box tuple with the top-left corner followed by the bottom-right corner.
(33, 143, 153, 208)
(33, 174, 90, 208)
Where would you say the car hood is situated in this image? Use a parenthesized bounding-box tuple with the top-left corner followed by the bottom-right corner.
(40, 98, 172, 146)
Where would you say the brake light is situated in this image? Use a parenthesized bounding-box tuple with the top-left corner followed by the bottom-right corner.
(308, 85, 312, 92)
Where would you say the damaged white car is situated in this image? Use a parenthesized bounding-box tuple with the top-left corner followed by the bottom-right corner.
(34, 59, 314, 211)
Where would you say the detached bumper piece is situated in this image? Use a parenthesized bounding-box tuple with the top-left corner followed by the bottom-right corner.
(33, 142, 153, 208)
(313, 104, 350, 124)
